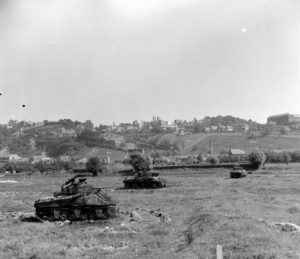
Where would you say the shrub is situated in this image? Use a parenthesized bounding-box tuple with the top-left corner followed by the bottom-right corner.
(3, 163, 16, 173)
(34, 161, 49, 173)
(150, 152, 161, 159)
(129, 154, 150, 172)
(3, 162, 34, 173)
(197, 153, 203, 162)
(60, 161, 76, 171)
(248, 151, 266, 167)
(265, 151, 291, 164)
(86, 157, 102, 176)
(207, 156, 219, 165)
(14, 162, 33, 173)
(218, 155, 246, 163)
(289, 150, 300, 163)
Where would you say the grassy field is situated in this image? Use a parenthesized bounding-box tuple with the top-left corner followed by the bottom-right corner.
(70, 147, 126, 162)
(157, 132, 300, 154)
(1, 164, 300, 258)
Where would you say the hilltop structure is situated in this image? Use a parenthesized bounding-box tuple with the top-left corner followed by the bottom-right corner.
(267, 113, 300, 129)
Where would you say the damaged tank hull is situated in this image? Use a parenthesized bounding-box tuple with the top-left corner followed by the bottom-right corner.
(230, 166, 247, 178)
(34, 174, 117, 221)
(35, 195, 117, 221)
(123, 172, 166, 189)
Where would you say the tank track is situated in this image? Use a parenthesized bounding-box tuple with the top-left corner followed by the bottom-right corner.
(35, 205, 117, 221)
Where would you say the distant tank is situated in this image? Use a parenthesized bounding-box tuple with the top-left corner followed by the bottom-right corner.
(34, 174, 117, 221)
(230, 165, 247, 178)
(123, 171, 166, 189)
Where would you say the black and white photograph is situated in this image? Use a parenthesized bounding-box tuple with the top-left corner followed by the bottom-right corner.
(0, 0, 299, 258)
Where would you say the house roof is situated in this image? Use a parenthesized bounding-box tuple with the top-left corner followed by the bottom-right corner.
(229, 149, 245, 155)
(9, 154, 22, 160)
(125, 143, 137, 149)
(76, 157, 88, 164)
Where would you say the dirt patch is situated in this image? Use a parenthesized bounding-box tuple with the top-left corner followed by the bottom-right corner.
(287, 206, 300, 214)
(120, 207, 171, 223)
(258, 218, 300, 233)
(174, 209, 215, 252)
(0, 180, 18, 183)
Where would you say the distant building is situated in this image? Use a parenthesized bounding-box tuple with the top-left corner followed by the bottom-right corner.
(61, 127, 77, 137)
(32, 155, 53, 164)
(75, 157, 88, 168)
(59, 155, 71, 162)
(0, 156, 9, 164)
(125, 143, 145, 158)
(9, 154, 23, 162)
(267, 113, 300, 129)
(228, 148, 245, 157)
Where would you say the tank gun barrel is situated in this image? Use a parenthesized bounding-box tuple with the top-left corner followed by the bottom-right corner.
(64, 174, 87, 185)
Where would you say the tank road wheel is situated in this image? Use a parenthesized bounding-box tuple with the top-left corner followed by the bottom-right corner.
(79, 212, 88, 221)
(107, 206, 117, 218)
(35, 208, 44, 219)
(44, 210, 55, 221)
(53, 209, 61, 220)
(59, 210, 69, 221)
(73, 209, 81, 220)
(152, 183, 158, 188)
(87, 210, 97, 220)
(95, 209, 105, 219)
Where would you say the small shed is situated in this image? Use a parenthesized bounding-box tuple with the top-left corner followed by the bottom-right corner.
(228, 149, 245, 156)
(76, 157, 88, 165)
(9, 154, 23, 162)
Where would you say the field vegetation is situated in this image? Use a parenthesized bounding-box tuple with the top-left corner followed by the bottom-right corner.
(146, 133, 300, 155)
(1, 164, 300, 258)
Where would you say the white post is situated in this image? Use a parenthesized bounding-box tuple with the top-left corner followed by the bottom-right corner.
(217, 245, 223, 259)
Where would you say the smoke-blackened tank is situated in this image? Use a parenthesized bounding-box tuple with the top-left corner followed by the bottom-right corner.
(34, 174, 117, 221)
(230, 165, 247, 178)
(123, 171, 166, 189)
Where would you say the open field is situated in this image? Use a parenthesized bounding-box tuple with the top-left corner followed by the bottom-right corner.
(157, 133, 300, 154)
(1, 164, 300, 258)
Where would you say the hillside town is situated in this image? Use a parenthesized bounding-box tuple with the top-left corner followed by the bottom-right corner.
(0, 113, 299, 168)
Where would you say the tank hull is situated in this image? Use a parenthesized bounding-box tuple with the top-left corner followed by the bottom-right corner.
(34, 186, 117, 221)
(230, 169, 247, 178)
(35, 203, 117, 221)
(123, 176, 166, 189)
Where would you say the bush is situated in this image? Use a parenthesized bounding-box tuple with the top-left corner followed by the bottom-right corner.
(14, 162, 34, 173)
(60, 161, 76, 171)
(34, 161, 49, 172)
(129, 154, 150, 172)
(185, 156, 198, 165)
(86, 157, 102, 176)
(265, 151, 291, 164)
(289, 150, 300, 163)
(197, 153, 203, 162)
(3, 163, 16, 173)
(218, 155, 246, 163)
(150, 152, 161, 159)
(248, 151, 266, 167)
(207, 156, 219, 165)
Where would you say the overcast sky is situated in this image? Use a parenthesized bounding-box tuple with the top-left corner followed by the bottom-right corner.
(0, 0, 299, 125)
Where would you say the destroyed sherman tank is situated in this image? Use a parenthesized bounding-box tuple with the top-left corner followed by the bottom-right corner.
(123, 154, 166, 189)
(123, 171, 166, 189)
(34, 174, 117, 221)
(230, 164, 247, 178)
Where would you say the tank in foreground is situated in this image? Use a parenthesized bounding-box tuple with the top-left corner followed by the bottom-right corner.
(34, 174, 117, 221)
(123, 171, 166, 189)
(230, 165, 247, 178)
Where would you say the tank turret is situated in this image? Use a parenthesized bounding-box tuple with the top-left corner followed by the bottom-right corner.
(230, 164, 247, 178)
